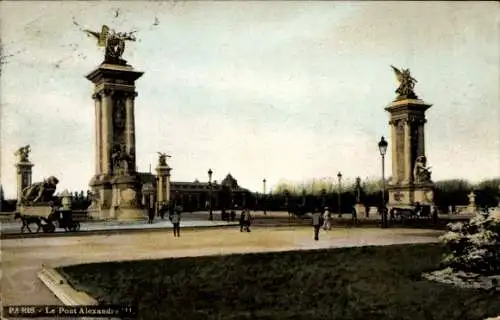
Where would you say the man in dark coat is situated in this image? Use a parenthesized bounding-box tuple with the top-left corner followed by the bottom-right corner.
(147, 205, 155, 224)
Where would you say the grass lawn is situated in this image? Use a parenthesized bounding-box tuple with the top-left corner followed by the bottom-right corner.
(58, 243, 500, 320)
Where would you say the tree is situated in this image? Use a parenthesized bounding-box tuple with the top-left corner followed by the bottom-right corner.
(434, 179, 472, 207)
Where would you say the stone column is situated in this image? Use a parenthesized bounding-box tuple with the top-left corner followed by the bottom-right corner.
(418, 120, 425, 157)
(390, 120, 398, 184)
(125, 92, 137, 170)
(157, 176, 165, 204)
(165, 172, 171, 203)
(101, 89, 113, 175)
(403, 119, 412, 184)
(16, 162, 33, 205)
(156, 165, 172, 205)
(92, 93, 102, 175)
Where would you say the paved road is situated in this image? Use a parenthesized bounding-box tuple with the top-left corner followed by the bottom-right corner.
(0, 216, 237, 235)
(1, 226, 443, 306)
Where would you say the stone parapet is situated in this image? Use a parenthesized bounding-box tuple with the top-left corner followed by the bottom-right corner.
(38, 267, 98, 306)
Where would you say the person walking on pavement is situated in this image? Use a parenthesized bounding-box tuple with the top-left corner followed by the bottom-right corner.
(312, 209, 322, 241)
(147, 204, 155, 224)
(169, 204, 182, 237)
(322, 207, 332, 230)
(351, 206, 358, 225)
(240, 208, 252, 232)
(239, 209, 245, 232)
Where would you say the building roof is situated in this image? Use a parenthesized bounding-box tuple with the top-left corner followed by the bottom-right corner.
(137, 172, 249, 192)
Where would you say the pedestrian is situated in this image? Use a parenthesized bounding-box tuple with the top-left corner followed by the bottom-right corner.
(322, 207, 331, 230)
(239, 209, 245, 232)
(147, 205, 155, 224)
(351, 206, 358, 225)
(240, 208, 252, 232)
(169, 204, 181, 237)
(312, 209, 322, 241)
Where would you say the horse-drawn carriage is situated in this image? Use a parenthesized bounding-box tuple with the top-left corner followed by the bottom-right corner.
(14, 208, 81, 233)
(389, 203, 432, 221)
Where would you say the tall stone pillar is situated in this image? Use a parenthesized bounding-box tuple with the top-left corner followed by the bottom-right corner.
(125, 92, 137, 168)
(15, 150, 34, 206)
(403, 120, 412, 184)
(156, 155, 172, 209)
(385, 99, 434, 208)
(417, 120, 426, 157)
(92, 93, 103, 175)
(87, 63, 145, 221)
(101, 89, 113, 175)
(389, 121, 398, 184)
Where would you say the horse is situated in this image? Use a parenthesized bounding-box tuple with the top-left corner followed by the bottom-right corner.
(14, 212, 43, 233)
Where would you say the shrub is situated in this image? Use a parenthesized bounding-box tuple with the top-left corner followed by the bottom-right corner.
(439, 211, 500, 276)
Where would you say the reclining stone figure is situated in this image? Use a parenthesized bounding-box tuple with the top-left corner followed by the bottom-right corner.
(21, 176, 59, 204)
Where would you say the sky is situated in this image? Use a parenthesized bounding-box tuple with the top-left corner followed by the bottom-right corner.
(1, 1, 499, 198)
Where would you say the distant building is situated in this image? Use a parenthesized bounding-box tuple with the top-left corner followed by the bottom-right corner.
(138, 172, 253, 212)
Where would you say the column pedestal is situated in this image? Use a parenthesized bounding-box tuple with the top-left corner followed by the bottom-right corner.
(354, 203, 367, 218)
(384, 98, 434, 210)
(110, 175, 146, 221)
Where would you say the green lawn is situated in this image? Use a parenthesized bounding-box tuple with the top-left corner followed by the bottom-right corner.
(58, 244, 500, 320)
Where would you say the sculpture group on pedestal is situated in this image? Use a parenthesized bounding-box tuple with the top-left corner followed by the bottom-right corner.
(391, 65, 419, 101)
(84, 25, 136, 65)
(413, 156, 432, 184)
(112, 145, 134, 176)
(14, 145, 59, 206)
(21, 176, 59, 205)
(84, 23, 145, 221)
(386, 66, 435, 208)
(157, 152, 171, 167)
(15, 145, 31, 162)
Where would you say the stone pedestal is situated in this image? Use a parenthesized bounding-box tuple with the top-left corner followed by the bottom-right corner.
(467, 191, 478, 213)
(61, 190, 72, 211)
(354, 203, 367, 218)
(385, 98, 435, 209)
(388, 183, 434, 208)
(86, 63, 145, 221)
(110, 175, 146, 220)
(16, 161, 34, 207)
(19, 204, 53, 218)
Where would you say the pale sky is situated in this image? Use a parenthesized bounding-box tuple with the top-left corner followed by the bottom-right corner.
(1, 1, 499, 198)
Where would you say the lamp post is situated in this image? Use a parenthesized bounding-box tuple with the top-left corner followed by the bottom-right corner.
(208, 168, 213, 221)
(337, 172, 342, 218)
(263, 178, 267, 215)
(378, 136, 388, 228)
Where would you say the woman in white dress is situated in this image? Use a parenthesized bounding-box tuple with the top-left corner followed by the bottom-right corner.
(322, 207, 332, 230)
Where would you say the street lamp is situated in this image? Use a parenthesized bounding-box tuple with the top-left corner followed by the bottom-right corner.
(263, 178, 267, 215)
(208, 168, 213, 221)
(378, 136, 388, 228)
(337, 172, 342, 218)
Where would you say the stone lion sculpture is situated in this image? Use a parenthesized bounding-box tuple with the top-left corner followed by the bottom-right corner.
(413, 156, 432, 184)
(21, 176, 59, 204)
